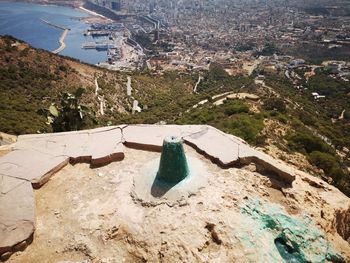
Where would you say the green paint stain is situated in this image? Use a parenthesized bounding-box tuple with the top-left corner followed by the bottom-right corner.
(241, 200, 345, 263)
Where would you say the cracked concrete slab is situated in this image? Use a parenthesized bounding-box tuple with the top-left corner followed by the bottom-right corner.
(183, 126, 241, 167)
(0, 179, 35, 255)
(0, 175, 26, 195)
(14, 126, 124, 157)
(0, 124, 301, 259)
(123, 125, 204, 151)
(238, 144, 296, 184)
(7, 127, 125, 184)
(0, 150, 69, 187)
(86, 128, 124, 167)
(182, 126, 295, 183)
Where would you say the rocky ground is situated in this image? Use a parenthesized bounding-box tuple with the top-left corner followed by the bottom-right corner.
(5, 144, 350, 263)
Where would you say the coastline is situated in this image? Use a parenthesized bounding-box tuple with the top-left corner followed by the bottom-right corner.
(0, 0, 80, 8)
(79, 6, 109, 20)
(0, 1, 116, 64)
(39, 3, 113, 55)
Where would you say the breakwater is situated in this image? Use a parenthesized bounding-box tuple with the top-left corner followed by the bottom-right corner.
(40, 19, 70, 54)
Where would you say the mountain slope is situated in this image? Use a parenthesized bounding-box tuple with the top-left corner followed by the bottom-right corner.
(0, 36, 349, 197)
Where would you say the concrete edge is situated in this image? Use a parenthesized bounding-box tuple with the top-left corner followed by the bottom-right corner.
(0, 124, 303, 260)
(31, 158, 70, 189)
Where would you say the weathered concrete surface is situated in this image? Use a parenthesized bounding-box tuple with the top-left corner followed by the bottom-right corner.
(0, 175, 25, 195)
(124, 124, 293, 184)
(123, 125, 203, 151)
(14, 126, 124, 161)
(183, 126, 241, 167)
(0, 178, 35, 255)
(0, 145, 12, 158)
(0, 126, 125, 258)
(0, 126, 125, 187)
(6, 147, 350, 263)
(88, 129, 124, 167)
(8, 126, 125, 185)
(0, 150, 69, 188)
(0, 124, 296, 195)
(0, 124, 316, 259)
(183, 126, 295, 183)
(0, 133, 17, 146)
(238, 144, 296, 184)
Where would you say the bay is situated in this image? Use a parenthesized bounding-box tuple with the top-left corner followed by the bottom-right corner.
(0, 1, 107, 64)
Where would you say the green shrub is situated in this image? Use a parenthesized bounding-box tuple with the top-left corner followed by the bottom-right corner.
(58, 65, 68, 72)
(263, 98, 287, 113)
(276, 113, 288, 124)
(222, 100, 249, 116)
(221, 114, 264, 144)
(207, 63, 229, 82)
(308, 151, 339, 175)
(308, 151, 349, 194)
(38, 88, 96, 132)
(299, 112, 316, 126)
(286, 131, 334, 155)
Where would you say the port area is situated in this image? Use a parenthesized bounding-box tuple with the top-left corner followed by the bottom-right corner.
(82, 23, 144, 71)
(40, 19, 70, 54)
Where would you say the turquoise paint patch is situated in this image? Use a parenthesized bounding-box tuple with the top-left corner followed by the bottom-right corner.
(241, 200, 344, 263)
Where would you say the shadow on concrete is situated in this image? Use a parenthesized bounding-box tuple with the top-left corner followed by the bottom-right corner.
(150, 173, 180, 198)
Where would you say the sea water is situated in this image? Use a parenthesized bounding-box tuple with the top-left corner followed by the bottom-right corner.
(0, 1, 107, 64)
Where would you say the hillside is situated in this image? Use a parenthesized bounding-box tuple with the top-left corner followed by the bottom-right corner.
(0, 36, 349, 197)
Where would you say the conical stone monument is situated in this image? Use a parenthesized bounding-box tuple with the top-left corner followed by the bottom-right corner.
(133, 135, 208, 204)
(157, 136, 189, 184)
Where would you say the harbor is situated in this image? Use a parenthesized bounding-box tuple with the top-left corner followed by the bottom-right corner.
(0, 1, 109, 64)
(40, 19, 71, 54)
(0, 1, 143, 69)
(81, 41, 117, 50)
(41, 12, 144, 69)
(81, 23, 123, 62)
(81, 22, 144, 70)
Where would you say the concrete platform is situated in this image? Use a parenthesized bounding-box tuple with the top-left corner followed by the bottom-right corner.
(0, 124, 299, 258)
(0, 178, 35, 256)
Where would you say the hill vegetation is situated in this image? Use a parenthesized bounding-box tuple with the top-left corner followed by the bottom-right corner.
(0, 36, 349, 197)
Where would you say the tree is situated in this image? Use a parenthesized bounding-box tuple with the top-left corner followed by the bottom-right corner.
(39, 88, 96, 132)
(263, 98, 287, 113)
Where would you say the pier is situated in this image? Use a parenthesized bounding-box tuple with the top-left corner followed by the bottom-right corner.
(81, 41, 117, 50)
(40, 19, 70, 54)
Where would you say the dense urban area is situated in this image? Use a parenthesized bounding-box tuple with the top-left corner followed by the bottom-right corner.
(78, 0, 350, 71)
